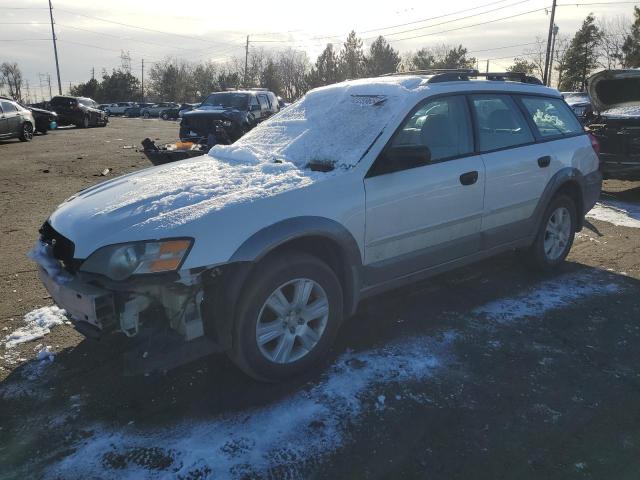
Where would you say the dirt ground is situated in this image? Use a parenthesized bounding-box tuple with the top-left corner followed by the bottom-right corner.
(1, 118, 639, 479)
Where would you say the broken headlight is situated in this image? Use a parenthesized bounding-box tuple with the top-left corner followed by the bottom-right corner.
(80, 239, 193, 281)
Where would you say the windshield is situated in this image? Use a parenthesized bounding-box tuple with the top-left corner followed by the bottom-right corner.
(201, 92, 249, 109)
(209, 80, 406, 170)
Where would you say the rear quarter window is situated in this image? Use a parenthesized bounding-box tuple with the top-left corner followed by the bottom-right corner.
(520, 96, 584, 138)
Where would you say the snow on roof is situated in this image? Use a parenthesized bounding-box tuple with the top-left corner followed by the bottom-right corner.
(209, 77, 420, 169)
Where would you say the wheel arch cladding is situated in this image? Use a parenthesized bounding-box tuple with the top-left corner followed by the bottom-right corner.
(203, 217, 363, 350)
(534, 167, 587, 233)
(231, 216, 363, 315)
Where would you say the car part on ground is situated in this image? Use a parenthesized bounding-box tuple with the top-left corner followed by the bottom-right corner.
(49, 96, 108, 128)
(0, 97, 36, 142)
(586, 69, 640, 181)
(141, 137, 209, 165)
(179, 90, 279, 143)
(31, 71, 602, 381)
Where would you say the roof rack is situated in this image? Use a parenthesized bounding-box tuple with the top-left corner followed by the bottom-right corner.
(380, 68, 543, 85)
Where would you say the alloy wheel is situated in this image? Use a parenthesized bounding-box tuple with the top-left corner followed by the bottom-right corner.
(255, 278, 329, 364)
(544, 206, 571, 260)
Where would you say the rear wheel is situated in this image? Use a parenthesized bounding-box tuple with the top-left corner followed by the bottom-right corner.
(229, 252, 343, 381)
(161, 111, 169, 120)
(143, 111, 150, 119)
(523, 194, 576, 271)
(77, 115, 89, 129)
(19, 122, 34, 141)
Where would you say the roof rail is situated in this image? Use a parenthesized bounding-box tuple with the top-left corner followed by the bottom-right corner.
(379, 68, 543, 85)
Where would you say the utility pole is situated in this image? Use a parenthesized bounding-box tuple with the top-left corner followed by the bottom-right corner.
(141, 59, 145, 102)
(542, 0, 557, 86)
(549, 24, 559, 87)
(47, 74, 52, 99)
(485, 59, 489, 73)
(91, 67, 95, 80)
(244, 35, 249, 87)
(48, 0, 62, 95)
(581, 41, 589, 91)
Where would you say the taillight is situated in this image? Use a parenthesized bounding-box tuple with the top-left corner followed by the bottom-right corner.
(588, 132, 600, 156)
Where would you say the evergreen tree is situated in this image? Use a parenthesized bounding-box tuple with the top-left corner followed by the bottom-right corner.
(507, 58, 536, 74)
(339, 31, 365, 79)
(261, 60, 283, 95)
(434, 45, 476, 69)
(621, 6, 640, 67)
(365, 36, 401, 76)
(411, 48, 436, 70)
(307, 44, 341, 88)
(558, 14, 602, 91)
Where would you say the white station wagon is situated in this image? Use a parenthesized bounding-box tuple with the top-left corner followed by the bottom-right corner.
(31, 70, 602, 381)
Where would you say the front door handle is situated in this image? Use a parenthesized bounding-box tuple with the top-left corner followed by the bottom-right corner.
(459, 170, 478, 186)
(538, 155, 551, 168)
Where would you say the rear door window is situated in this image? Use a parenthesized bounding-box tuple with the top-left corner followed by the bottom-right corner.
(257, 95, 269, 110)
(520, 96, 584, 138)
(469, 94, 534, 152)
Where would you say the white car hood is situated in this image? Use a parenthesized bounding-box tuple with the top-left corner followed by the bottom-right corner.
(587, 69, 640, 113)
(49, 155, 321, 258)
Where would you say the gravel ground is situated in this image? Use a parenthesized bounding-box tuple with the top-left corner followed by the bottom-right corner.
(0, 118, 639, 479)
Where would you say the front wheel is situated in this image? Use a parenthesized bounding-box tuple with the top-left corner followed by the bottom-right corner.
(19, 122, 34, 141)
(143, 111, 150, 119)
(523, 194, 576, 271)
(161, 112, 169, 120)
(229, 252, 344, 381)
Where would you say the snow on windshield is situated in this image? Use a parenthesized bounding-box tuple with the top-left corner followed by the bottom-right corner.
(209, 79, 412, 169)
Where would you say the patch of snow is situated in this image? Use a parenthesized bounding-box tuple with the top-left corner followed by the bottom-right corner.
(587, 200, 640, 228)
(210, 78, 417, 169)
(3, 306, 67, 348)
(94, 155, 324, 228)
(473, 272, 621, 323)
(36, 345, 55, 362)
(46, 331, 454, 479)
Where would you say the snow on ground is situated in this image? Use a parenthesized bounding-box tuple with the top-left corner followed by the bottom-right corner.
(3, 306, 68, 348)
(46, 332, 454, 480)
(587, 200, 640, 228)
(473, 271, 621, 324)
(42, 269, 628, 479)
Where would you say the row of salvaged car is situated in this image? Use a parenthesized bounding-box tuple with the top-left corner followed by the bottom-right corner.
(97, 101, 198, 119)
(0, 95, 108, 142)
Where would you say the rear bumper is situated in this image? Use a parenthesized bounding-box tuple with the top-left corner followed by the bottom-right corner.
(599, 153, 640, 180)
(583, 169, 603, 213)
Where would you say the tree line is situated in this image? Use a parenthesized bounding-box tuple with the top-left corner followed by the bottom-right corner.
(2, 6, 639, 103)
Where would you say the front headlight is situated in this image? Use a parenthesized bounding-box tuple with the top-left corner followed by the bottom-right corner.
(80, 238, 193, 281)
(221, 120, 232, 127)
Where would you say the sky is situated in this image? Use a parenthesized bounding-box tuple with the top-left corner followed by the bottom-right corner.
(0, 0, 637, 101)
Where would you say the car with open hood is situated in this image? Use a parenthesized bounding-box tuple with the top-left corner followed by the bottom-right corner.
(586, 69, 640, 180)
(30, 70, 601, 381)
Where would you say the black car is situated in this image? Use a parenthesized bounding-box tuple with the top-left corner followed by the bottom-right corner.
(26, 104, 57, 134)
(562, 92, 593, 124)
(586, 70, 640, 180)
(179, 90, 279, 143)
(0, 97, 36, 142)
(160, 103, 198, 120)
(49, 96, 108, 128)
(123, 103, 154, 117)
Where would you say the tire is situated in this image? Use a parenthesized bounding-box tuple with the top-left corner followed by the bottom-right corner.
(19, 122, 34, 142)
(229, 252, 344, 382)
(161, 112, 169, 120)
(143, 111, 150, 119)
(77, 115, 89, 129)
(104, 110, 111, 117)
(523, 194, 577, 271)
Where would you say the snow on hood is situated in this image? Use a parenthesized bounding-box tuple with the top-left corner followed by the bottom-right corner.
(209, 77, 419, 169)
(587, 69, 640, 113)
(76, 155, 322, 230)
(52, 77, 418, 236)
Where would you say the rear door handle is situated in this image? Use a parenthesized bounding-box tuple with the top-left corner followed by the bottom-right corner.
(459, 170, 478, 186)
(538, 155, 551, 168)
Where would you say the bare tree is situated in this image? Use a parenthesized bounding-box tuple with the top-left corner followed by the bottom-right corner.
(553, 35, 570, 89)
(598, 16, 630, 69)
(0, 62, 23, 101)
(276, 48, 309, 101)
(522, 37, 546, 80)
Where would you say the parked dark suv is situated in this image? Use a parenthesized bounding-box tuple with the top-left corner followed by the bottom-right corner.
(586, 70, 640, 180)
(179, 90, 279, 143)
(0, 97, 36, 142)
(49, 96, 108, 128)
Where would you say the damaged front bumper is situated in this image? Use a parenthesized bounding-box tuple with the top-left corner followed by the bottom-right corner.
(32, 241, 227, 373)
(590, 122, 640, 180)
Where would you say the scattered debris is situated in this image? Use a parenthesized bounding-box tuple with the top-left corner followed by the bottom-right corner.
(42, 169, 50, 173)
(100, 168, 111, 176)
